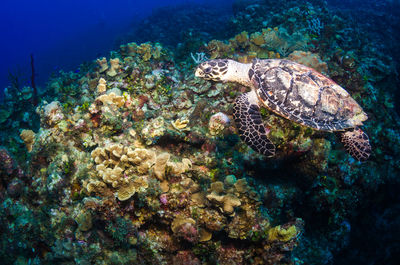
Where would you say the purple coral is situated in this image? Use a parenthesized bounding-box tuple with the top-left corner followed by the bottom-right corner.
(0, 148, 15, 175)
(172, 251, 200, 265)
(0, 148, 25, 184)
(178, 222, 199, 243)
(159, 194, 168, 205)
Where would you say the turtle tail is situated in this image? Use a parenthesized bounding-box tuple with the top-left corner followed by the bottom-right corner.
(339, 127, 371, 161)
(233, 91, 275, 156)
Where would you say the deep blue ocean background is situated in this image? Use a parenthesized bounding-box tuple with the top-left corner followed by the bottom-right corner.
(1, 0, 400, 264)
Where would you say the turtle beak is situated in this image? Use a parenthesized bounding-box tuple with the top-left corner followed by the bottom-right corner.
(195, 67, 204, 78)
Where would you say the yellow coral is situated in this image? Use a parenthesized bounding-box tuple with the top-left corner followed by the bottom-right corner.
(89, 142, 190, 201)
(117, 176, 148, 201)
(138, 43, 152, 61)
(171, 118, 190, 131)
(86, 179, 107, 194)
(221, 194, 241, 214)
(190, 192, 207, 207)
(96, 92, 125, 108)
(124, 42, 161, 61)
(210, 181, 224, 193)
(235, 31, 249, 47)
(237, 51, 258, 64)
(96, 57, 108, 73)
(206, 191, 241, 215)
(153, 153, 171, 180)
(267, 51, 281, 59)
(268, 225, 298, 242)
(234, 178, 249, 193)
(91, 144, 138, 187)
(125, 148, 156, 174)
(20, 129, 35, 152)
(167, 158, 192, 175)
(117, 181, 136, 201)
(126, 42, 138, 56)
(160, 180, 169, 193)
(132, 175, 149, 192)
(171, 216, 196, 233)
(199, 228, 212, 242)
(104, 143, 125, 158)
(97, 77, 107, 93)
(107, 58, 121, 77)
(99, 166, 126, 188)
(128, 129, 137, 138)
(206, 181, 242, 215)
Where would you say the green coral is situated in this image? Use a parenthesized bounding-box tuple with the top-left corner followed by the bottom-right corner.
(78, 101, 90, 112)
(63, 160, 72, 176)
(106, 217, 136, 247)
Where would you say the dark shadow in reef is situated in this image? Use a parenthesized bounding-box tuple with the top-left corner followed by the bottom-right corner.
(243, 154, 314, 188)
(333, 181, 400, 265)
(246, 151, 400, 264)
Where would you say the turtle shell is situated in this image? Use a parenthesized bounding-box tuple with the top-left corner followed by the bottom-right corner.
(249, 59, 367, 131)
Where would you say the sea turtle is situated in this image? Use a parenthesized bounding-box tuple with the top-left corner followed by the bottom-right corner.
(195, 59, 371, 161)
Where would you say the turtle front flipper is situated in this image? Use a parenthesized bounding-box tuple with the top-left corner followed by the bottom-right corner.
(233, 91, 275, 156)
(339, 127, 371, 161)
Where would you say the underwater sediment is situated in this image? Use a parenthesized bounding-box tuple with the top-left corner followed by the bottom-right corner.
(1, 0, 400, 264)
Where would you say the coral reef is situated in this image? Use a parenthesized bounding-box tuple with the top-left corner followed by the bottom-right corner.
(288, 50, 328, 74)
(208, 112, 230, 137)
(0, 0, 399, 264)
(20, 129, 35, 152)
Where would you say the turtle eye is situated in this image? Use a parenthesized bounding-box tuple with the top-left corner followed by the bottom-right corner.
(204, 67, 212, 74)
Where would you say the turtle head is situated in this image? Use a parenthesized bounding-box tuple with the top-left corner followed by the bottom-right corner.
(195, 59, 229, 82)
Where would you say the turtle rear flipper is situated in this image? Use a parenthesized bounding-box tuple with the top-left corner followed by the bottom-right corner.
(339, 128, 371, 161)
(233, 91, 275, 156)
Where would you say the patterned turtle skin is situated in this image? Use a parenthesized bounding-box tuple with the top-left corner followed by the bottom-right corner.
(195, 58, 371, 161)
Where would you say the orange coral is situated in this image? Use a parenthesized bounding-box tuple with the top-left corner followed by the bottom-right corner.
(250, 32, 265, 46)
